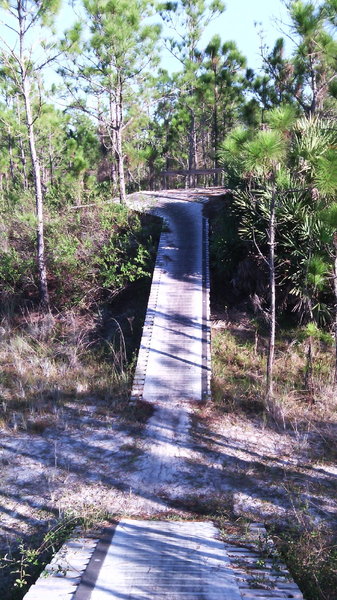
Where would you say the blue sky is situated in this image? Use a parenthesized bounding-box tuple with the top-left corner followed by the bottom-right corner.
(163, 0, 293, 73)
(47, 0, 294, 94)
(206, 0, 292, 70)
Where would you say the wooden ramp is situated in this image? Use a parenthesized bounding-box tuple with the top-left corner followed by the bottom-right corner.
(23, 520, 304, 600)
(85, 520, 242, 600)
(130, 194, 211, 406)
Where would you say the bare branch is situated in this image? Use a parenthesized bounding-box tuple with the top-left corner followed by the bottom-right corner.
(4, 22, 19, 35)
(252, 227, 270, 267)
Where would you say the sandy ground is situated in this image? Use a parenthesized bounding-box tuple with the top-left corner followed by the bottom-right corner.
(1, 396, 336, 552)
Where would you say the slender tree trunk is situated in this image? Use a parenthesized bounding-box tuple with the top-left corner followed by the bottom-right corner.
(214, 100, 219, 179)
(8, 134, 15, 182)
(213, 77, 219, 184)
(201, 120, 207, 169)
(18, 3, 49, 309)
(115, 128, 126, 203)
(17, 101, 28, 189)
(22, 77, 50, 309)
(213, 90, 219, 163)
(19, 135, 28, 189)
(308, 48, 320, 115)
(115, 76, 126, 204)
(107, 92, 117, 190)
(333, 236, 337, 390)
(49, 133, 54, 186)
(188, 110, 197, 188)
(266, 187, 276, 403)
(304, 297, 315, 399)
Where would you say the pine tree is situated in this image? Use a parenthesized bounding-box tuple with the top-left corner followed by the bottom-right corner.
(160, 0, 225, 184)
(0, 0, 65, 308)
(63, 0, 160, 203)
(202, 37, 247, 173)
(259, 1, 337, 115)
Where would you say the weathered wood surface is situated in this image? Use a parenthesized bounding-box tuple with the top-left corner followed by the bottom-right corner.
(88, 520, 242, 600)
(132, 197, 210, 405)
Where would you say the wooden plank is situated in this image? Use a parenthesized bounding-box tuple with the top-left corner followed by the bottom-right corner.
(89, 520, 243, 600)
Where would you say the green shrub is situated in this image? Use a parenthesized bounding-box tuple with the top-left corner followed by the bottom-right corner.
(98, 233, 150, 290)
(0, 197, 160, 310)
(276, 523, 337, 600)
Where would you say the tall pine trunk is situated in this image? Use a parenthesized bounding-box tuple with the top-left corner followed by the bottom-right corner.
(22, 78, 49, 309)
(107, 92, 117, 191)
(115, 75, 126, 204)
(116, 128, 126, 204)
(304, 297, 315, 399)
(8, 134, 15, 181)
(188, 112, 197, 188)
(19, 6, 49, 310)
(17, 100, 28, 189)
(266, 187, 276, 403)
(213, 80, 219, 184)
(19, 135, 28, 190)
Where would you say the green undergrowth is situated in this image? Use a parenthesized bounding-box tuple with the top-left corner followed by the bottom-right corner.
(208, 194, 337, 600)
(0, 198, 161, 598)
(0, 199, 161, 309)
(212, 319, 337, 459)
(211, 315, 337, 600)
(0, 200, 161, 429)
(0, 509, 114, 600)
(272, 511, 337, 600)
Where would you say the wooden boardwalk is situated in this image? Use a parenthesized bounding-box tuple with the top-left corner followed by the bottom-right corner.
(23, 190, 304, 600)
(87, 520, 242, 600)
(131, 193, 210, 406)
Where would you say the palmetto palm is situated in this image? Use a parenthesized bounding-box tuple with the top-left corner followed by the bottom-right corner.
(243, 129, 287, 403)
(221, 119, 289, 404)
(220, 107, 337, 401)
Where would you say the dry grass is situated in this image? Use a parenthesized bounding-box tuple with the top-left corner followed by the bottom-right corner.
(273, 507, 337, 600)
(0, 308, 132, 431)
(211, 311, 337, 464)
(0, 507, 115, 600)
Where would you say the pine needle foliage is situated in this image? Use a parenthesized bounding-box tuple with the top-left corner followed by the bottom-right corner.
(266, 104, 298, 132)
(316, 150, 337, 196)
(243, 129, 286, 175)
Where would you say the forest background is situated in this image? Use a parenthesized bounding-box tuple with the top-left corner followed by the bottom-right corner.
(1, 1, 337, 599)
